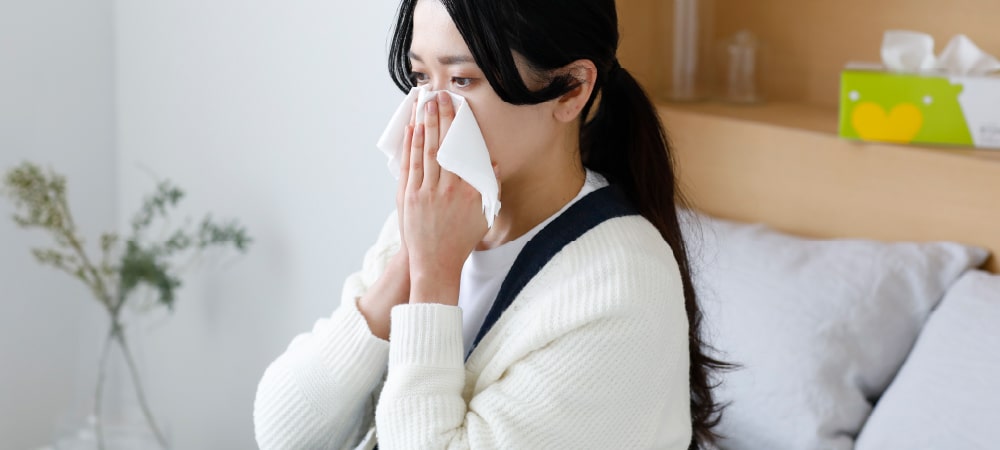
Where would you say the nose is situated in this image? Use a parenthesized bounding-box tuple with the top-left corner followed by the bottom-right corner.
(430, 73, 448, 92)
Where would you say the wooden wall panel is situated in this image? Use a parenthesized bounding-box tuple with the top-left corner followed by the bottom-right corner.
(616, 0, 659, 94)
(621, 0, 1000, 108)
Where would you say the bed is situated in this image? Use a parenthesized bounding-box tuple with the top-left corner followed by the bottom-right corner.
(653, 102, 1000, 449)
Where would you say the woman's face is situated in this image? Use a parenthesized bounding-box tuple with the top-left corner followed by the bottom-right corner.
(409, 0, 559, 184)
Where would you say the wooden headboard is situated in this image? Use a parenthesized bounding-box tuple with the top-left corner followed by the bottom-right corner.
(615, 0, 1000, 273)
(657, 103, 1000, 273)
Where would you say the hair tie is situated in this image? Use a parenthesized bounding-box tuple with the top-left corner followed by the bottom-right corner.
(608, 59, 623, 81)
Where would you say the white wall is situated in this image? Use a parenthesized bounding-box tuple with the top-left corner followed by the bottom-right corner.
(114, 1, 401, 448)
(0, 0, 117, 448)
(2, 1, 402, 448)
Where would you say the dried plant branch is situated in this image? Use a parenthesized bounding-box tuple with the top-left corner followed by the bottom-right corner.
(2, 161, 253, 449)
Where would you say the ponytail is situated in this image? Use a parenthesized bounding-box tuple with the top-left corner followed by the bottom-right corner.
(581, 62, 732, 450)
(388, 1, 731, 446)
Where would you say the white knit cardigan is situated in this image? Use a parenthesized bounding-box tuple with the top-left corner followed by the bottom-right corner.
(253, 211, 692, 449)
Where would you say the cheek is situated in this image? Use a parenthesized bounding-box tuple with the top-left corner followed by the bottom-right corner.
(470, 101, 549, 170)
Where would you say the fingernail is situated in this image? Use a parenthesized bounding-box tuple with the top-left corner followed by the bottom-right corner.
(438, 92, 450, 105)
(414, 124, 424, 137)
(427, 100, 437, 114)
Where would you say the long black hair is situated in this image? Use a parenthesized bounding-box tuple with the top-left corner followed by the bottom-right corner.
(388, 0, 730, 447)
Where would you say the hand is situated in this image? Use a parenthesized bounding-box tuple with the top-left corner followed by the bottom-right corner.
(401, 92, 494, 305)
(396, 101, 418, 255)
(356, 103, 419, 341)
(356, 251, 410, 340)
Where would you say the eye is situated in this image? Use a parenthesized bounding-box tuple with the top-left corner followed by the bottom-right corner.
(409, 72, 429, 85)
(453, 77, 474, 88)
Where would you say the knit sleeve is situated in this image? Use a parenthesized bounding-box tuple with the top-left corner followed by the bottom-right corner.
(374, 247, 692, 449)
(253, 212, 401, 450)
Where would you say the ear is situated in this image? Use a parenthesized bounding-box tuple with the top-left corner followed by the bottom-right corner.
(552, 59, 598, 124)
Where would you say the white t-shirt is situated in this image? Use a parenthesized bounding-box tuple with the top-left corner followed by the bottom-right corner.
(457, 169, 610, 356)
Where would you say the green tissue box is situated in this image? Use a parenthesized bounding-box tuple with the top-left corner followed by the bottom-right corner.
(839, 65, 1000, 149)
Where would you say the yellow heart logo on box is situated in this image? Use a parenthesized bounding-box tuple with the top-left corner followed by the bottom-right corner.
(851, 102, 923, 143)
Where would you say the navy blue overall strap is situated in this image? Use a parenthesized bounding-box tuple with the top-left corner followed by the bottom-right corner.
(466, 184, 639, 361)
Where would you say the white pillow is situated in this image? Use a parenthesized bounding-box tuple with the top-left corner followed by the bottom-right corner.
(855, 270, 1000, 449)
(679, 210, 988, 450)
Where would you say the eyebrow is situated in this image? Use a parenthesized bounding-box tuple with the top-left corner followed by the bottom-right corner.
(408, 51, 476, 66)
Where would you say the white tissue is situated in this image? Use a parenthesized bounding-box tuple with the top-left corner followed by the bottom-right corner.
(881, 30, 937, 72)
(376, 86, 501, 228)
(937, 34, 1000, 76)
(881, 30, 1000, 75)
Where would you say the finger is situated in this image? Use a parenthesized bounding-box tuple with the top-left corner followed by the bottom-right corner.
(398, 124, 413, 197)
(403, 101, 416, 193)
(437, 91, 455, 142)
(493, 162, 502, 200)
(407, 124, 424, 192)
(422, 99, 441, 187)
(439, 163, 459, 187)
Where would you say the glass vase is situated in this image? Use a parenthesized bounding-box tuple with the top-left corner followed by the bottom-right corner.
(49, 316, 170, 450)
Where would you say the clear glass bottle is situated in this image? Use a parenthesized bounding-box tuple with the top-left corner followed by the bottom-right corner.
(716, 30, 764, 104)
(658, 0, 715, 102)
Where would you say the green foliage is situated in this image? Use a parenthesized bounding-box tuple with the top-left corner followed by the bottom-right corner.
(2, 160, 253, 316)
(119, 239, 183, 311)
(130, 180, 184, 235)
(3, 163, 75, 244)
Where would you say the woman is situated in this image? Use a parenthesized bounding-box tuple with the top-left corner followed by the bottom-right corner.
(254, 0, 726, 448)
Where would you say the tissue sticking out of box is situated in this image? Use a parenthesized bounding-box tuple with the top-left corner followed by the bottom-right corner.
(882, 30, 1000, 76)
(882, 31, 937, 72)
(937, 35, 1000, 76)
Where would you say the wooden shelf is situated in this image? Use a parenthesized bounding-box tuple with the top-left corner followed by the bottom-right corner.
(659, 102, 837, 135)
(655, 101, 1000, 273)
(657, 101, 1000, 164)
